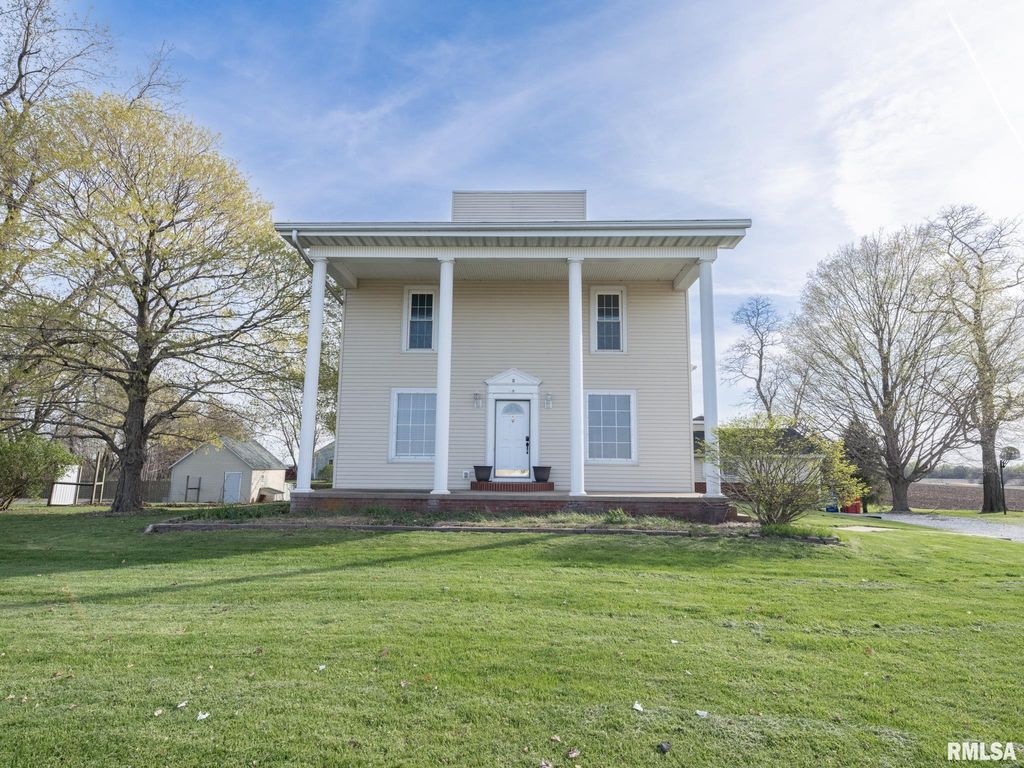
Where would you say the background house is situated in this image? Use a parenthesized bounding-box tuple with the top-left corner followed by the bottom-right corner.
(168, 437, 289, 503)
(313, 441, 335, 480)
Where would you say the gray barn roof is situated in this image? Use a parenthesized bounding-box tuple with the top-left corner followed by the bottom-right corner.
(171, 437, 288, 471)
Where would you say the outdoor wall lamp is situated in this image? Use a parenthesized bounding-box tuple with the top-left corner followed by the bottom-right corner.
(544, 392, 553, 409)
(473, 392, 482, 408)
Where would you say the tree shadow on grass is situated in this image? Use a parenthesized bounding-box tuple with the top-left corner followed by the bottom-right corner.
(2, 527, 558, 609)
(534, 531, 834, 572)
(0, 509, 831, 603)
(0, 509, 388, 580)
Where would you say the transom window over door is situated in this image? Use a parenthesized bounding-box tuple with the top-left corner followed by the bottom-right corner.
(390, 389, 437, 460)
(403, 287, 437, 351)
(590, 287, 626, 352)
(586, 391, 637, 463)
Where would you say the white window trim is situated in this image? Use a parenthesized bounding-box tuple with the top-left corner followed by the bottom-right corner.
(584, 389, 638, 465)
(401, 286, 438, 352)
(388, 387, 438, 462)
(589, 286, 627, 353)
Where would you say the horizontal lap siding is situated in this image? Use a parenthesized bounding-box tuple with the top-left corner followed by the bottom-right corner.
(449, 282, 570, 491)
(334, 279, 693, 492)
(583, 282, 691, 491)
(334, 282, 435, 488)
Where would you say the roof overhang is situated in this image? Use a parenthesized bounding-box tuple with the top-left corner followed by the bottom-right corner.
(276, 218, 750, 249)
(275, 218, 750, 293)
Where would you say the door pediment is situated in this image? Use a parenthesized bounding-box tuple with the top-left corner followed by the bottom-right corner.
(485, 368, 542, 389)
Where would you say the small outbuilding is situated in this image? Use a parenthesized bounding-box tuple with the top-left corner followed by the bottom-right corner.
(168, 437, 289, 504)
(312, 440, 335, 481)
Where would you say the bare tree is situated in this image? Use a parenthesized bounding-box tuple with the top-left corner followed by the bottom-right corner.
(776, 352, 812, 424)
(5, 94, 307, 513)
(928, 205, 1024, 513)
(789, 228, 968, 511)
(721, 296, 786, 416)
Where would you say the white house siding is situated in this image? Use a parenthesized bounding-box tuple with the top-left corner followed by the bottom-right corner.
(334, 278, 694, 492)
(583, 281, 691, 491)
(168, 448, 253, 503)
(334, 281, 436, 489)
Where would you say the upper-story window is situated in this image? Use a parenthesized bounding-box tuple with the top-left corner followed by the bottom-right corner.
(590, 287, 627, 352)
(403, 287, 437, 351)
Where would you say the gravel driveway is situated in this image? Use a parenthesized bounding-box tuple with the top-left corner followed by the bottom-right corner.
(880, 513, 1024, 542)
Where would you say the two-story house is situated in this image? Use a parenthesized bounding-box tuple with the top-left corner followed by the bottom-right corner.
(277, 191, 749, 520)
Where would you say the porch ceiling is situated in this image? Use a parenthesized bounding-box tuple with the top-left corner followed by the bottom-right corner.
(327, 256, 695, 283)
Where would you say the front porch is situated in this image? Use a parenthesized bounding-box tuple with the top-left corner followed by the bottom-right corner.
(276, 192, 751, 505)
(290, 488, 737, 524)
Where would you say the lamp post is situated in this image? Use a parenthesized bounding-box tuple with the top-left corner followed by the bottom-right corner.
(998, 446, 1019, 515)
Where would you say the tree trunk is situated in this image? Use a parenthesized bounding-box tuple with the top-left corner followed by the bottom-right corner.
(979, 428, 1003, 513)
(889, 476, 911, 512)
(110, 396, 147, 514)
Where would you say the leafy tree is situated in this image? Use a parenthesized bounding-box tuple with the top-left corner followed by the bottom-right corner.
(789, 228, 968, 511)
(0, 430, 74, 508)
(928, 206, 1024, 513)
(6, 93, 306, 513)
(1, 0, 108, 284)
(1, 0, 172, 435)
(711, 414, 865, 525)
(841, 418, 885, 511)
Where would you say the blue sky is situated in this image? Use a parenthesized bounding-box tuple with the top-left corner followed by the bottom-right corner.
(78, 0, 1024, 419)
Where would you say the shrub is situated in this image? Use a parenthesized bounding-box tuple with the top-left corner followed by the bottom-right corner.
(604, 507, 630, 524)
(317, 461, 334, 483)
(0, 433, 76, 510)
(707, 414, 866, 525)
(179, 502, 288, 521)
(760, 522, 832, 539)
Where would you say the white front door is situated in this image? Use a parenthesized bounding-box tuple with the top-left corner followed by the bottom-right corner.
(494, 400, 531, 478)
(223, 471, 242, 503)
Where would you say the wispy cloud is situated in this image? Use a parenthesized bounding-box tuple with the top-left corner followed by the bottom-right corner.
(78, 0, 1024, 418)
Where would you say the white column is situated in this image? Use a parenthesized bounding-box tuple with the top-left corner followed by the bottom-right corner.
(296, 255, 328, 492)
(568, 256, 586, 496)
(432, 255, 455, 494)
(699, 257, 722, 497)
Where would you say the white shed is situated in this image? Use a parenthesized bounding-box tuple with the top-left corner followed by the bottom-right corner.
(168, 437, 289, 504)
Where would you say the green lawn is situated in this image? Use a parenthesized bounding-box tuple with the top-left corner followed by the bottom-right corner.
(1, 507, 1021, 767)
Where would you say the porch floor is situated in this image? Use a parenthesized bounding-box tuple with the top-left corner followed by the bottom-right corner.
(291, 488, 736, 524)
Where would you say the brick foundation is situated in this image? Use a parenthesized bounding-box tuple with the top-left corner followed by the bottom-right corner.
(290, 490, 736, 524)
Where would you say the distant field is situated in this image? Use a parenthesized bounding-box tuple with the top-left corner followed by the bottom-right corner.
(886, 481, 1024, 512)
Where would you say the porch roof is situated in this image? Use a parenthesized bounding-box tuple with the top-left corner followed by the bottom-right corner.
(275, 218, 750, 293)
(275, 218, 751, 250)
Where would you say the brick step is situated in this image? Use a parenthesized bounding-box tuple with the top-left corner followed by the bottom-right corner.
(470, 481, 555, 492)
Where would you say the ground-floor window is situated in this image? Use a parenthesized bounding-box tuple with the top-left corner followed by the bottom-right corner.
(585, 390, 637, 463)
(390, 388, 437, 461)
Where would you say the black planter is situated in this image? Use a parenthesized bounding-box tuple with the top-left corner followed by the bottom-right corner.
(473, 465, 493, 482)
(532, 465, 551, 483)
